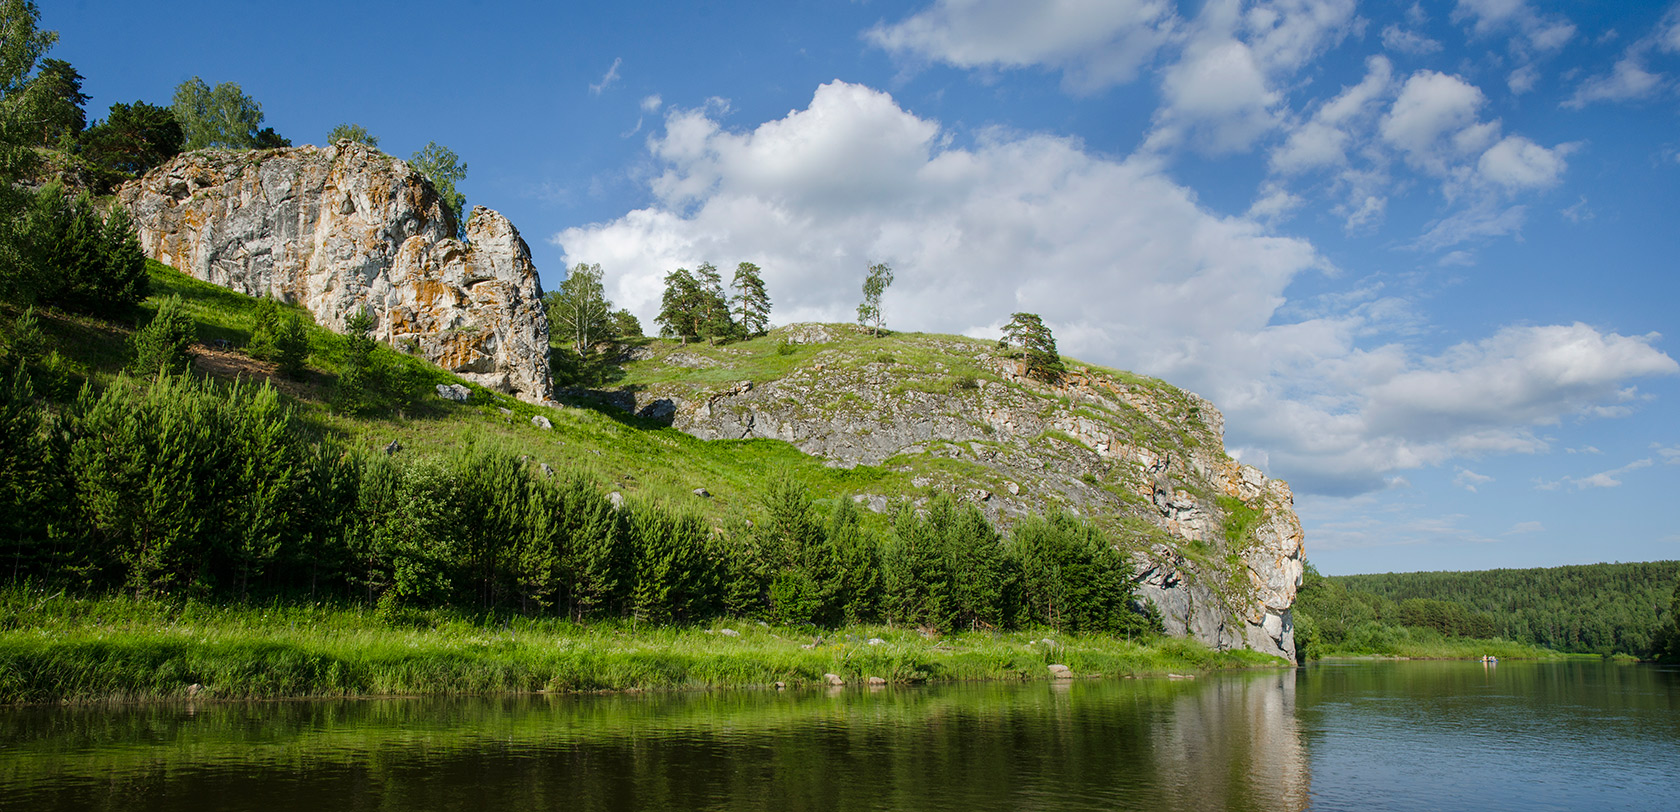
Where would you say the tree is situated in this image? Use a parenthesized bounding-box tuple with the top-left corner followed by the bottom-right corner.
(24, 57, 85, 146)
(327, 122, 378, 148)
(1002, 312, 1065, 382)
(610, 308, 642, 339)
(731, 261, 771, 338)
(409, 141, 466, 238)
(546, 263, 614, 356)
(77, 101, 184, 188)
(4, 184, 148, 315)
(129, 295, 196, 376)
(171, 77, 269, 150)
(253, 126, 290, 149)
(694, 262, 737, 342)
(857, 261, 893, 337)
(0, 0, 56, 219)
(273, 312, 309, 380)
(656, 268, 702, 343)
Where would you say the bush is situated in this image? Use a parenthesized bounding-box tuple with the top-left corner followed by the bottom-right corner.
(274, 312, 309, 379)
(129, 295, 196, 376)
(1, 185, 148, 317)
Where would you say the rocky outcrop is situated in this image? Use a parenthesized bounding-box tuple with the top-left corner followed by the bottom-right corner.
(607, 325, 1306, 660)
(117, 143, 551, 402)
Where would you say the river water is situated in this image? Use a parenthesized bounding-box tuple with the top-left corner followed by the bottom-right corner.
(1, 660, 1675, 811)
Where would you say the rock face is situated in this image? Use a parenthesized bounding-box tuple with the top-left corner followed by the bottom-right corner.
(604, 325, 1306, 660)
(117, 143, 552, 402)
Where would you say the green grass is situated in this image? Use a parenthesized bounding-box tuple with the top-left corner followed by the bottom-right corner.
(0, 589, 1284, 704)
(1308, 624, 1577, 661)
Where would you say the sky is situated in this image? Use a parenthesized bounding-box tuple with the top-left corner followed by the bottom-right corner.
(42, 0, 1680, 575)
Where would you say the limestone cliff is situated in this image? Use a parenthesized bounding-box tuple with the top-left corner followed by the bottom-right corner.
(601, 324, 1306, 660)
(117, 143, 552, 402)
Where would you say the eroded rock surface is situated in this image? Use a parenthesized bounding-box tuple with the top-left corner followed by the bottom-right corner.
(117, 143, 551, 402)
(608, 325, 1306, 660)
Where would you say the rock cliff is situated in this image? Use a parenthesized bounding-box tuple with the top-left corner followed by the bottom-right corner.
(117, 143, 552, 402)
(601, 324, 1306, 660)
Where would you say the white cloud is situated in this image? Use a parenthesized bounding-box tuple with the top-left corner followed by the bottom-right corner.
(589, 57, 622, 95)
(1247, 183, 1304, 222)
(556, 82, 1678, 496)
(1536, 458, 1656, 490)
(1453, 0, 1576, 52)
(1477, 136, 1571, 189)
(864, 0, 1176, 93)
(1453, 467, 1494, 491)
(1380, 71, 1493, 174)
(1270, 55, 1393, 174)
(1508, 64, 1539, 94)
(1505, 520, 1544, 534)
(1654, 443, 1680, 464)
(641, 95, 663, 113)
(1564, 53, 1666, 108)
(1146, 0, 1357, 155)
(1381, 24, 1442, 55)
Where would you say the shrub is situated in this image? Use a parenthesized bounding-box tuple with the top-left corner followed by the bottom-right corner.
(129, 295, 196, 376)
(273, 312, 309, 379)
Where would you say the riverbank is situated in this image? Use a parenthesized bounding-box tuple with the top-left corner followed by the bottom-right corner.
(1307, 631, 1579, 661)
(0, 591, 1285, 704)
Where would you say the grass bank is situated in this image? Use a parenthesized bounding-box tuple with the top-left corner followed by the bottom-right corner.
(0, 590, 1283, 705)
(1308, 625, 1579, 661)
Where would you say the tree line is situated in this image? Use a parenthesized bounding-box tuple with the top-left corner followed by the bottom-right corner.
(1294, 560, 1680, 658)
(0, 363, 1157, 635)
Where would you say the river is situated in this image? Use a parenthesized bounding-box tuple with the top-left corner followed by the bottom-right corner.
(1, 660, 1675, 811)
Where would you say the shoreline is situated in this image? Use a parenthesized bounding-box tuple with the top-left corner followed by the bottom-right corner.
(0, 595, 1287, 707)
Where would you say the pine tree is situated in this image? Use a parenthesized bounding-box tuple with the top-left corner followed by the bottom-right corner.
(129, 295, 195, 376)
(1002, 312, 1065, 382)
(731, 261, 771, 338)
(694, 262, 737, 343)
(656, 268, 702, 343)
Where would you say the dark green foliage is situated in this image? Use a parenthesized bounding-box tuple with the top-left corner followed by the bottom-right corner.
(331, 308, 419, 413)
(76, 101, 184, 189)
(3, 185, 148, 314)
(610, 308, 642, 339)
(1332, 561, 1680, 657)
(1653, 578, 1680, 662)
(731, 261, 771, 337)
(1002, 312, 1065, 382)
(657, 265, 736, 344)
(0, 362, 61, 579)
(24, 57, 85, 146)
(409, 141, 466, 238)
(273, 312, 309, 378)
(128, 294, 195, 375)
(253, 127, 290, 149)
(1010, 512, 1156, 635)
(327, 123, 378, 148)
(171, 76, 267, 150)
(247, 297, 281, 359)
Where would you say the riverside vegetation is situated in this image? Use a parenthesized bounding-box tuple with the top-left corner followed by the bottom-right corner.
(0, 259, 1300, 704)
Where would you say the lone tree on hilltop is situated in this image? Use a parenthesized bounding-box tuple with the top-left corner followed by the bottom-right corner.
(1003, 312, 1065, 382)
(857, 261, 893, 337)
(731, 261, 771, 338)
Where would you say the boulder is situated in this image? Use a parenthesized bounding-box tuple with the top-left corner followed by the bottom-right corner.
(436, 383, 471, 402)
(1048, 664, 1073, 679)
(824, 673, 845, 686)
(866, 676, 887, 686)
(531, 415, 552, 430)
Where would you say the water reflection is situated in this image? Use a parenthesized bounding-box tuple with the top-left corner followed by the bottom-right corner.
(0, 671, 1309, 812)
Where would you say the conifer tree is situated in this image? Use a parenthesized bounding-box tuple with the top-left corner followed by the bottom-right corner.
(1002, 312, 1065, 382)
(731, 261, 771, 338)
(129, 295, 195, 376)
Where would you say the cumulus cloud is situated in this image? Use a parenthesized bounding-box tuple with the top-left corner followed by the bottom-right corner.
(641, 95, 663, 113)
(1145, 0, 1357, 155)
(556, 82, 1677, 496)
(1477, 135, 1572, 189)
(1380, 71, 1494, 173)
(864, 0, 1176, 93)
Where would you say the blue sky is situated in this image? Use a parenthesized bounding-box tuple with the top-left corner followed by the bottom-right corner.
(45, 0, 1680, 575)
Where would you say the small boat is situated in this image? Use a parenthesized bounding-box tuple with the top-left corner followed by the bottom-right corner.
(1480, 655, 1498, 664)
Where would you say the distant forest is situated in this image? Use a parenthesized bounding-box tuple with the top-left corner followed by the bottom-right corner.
(1322, 561, 1680, 656)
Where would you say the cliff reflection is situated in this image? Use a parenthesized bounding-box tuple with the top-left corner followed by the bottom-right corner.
(1, 671, 1310, 812)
